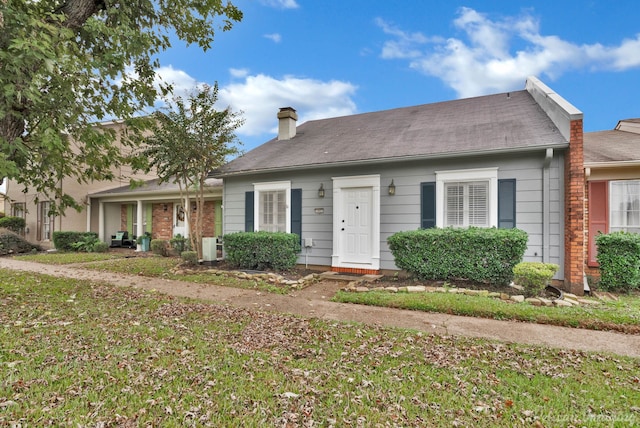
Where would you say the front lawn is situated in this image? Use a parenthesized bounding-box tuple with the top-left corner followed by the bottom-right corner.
(1, 269, 639, 426)
(334, 289, 640, 334)
(12, 253, 640, 332)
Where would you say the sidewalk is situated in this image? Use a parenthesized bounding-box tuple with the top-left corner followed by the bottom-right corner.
(1, 257, 639, 358)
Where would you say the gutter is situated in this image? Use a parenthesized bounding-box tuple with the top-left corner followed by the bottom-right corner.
(215, 143, 569, 178)
(584, 160, 640, 168)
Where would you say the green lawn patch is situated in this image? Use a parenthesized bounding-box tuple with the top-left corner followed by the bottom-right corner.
(334, 290, 640, 334)
(1, 269, 639, 426)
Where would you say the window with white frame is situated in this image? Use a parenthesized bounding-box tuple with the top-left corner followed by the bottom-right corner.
(610, 180, 640, 233)
(254, 181, 291, 233)
(12, 202, 25, 218)
(436, 168, 498, 228)
(37, 201, 54, 241)
(445, 181, 489, 227)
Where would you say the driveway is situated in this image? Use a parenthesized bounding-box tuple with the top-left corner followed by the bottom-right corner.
(1, 257, 639, 358)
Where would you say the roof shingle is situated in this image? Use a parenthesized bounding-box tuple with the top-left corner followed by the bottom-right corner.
(220, 90, 567, 176)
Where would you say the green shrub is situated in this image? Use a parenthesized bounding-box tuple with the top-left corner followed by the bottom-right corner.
(150, 239, 169, 256)
(223, 231, 301, 271)
(93, 241, 109, 253)
(513, 262, 559, 297)
(170, 234, 189, 255)
(596, 232, 640, 292)
(52, 231, 99, 251)
(181, 250, 198, 266)
(0, 216, 26, 234)
(0, 228, 41, 255)
(388, 227, 528, 285)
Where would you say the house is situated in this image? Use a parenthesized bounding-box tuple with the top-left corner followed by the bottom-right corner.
(2, 121, 157, 248)
(3, 120, 222, 250)
(584, 119, 640, 277)
(87, 176, 223, 250)
(217, 76, 586, 295)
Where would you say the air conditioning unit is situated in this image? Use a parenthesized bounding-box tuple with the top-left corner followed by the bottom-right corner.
(202, 237, 220, 262)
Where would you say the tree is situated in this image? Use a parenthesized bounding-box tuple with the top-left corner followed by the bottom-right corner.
(0, 0, 242, 213)
(137, 83, 244, 258)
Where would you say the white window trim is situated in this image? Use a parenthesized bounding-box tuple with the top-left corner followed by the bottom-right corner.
(435, 167, 498, 228)
(609, 179, 640, 232)
(253, 181, 291, 233)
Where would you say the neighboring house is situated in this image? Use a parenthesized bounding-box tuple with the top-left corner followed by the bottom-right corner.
(3, 120, 157, 248)
(4, 118, 222, 256)
(88, 177, 223, 251)
(584, 119, 640, 275)
(217, 76, 586, 295)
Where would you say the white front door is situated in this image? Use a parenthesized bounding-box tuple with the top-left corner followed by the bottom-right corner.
(173, 203, 187, 237)
(341, 188, 373, 263)
(331, 174, 380, 271)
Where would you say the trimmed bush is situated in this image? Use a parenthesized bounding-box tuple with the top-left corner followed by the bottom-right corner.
(150, 239, 169, 256)
(93, 241, 109, 253)
(0, 228, 41, 255)
(223, 231, 301, 271)
(513, 262, 559, 297)
(388, 227, 528, 285)
(52, 231, 99, 251)
(596, 231, 640, 292)
(170, 234, 189, 255)
(0, 216, 26, 234)
(181, 250, 198, 266)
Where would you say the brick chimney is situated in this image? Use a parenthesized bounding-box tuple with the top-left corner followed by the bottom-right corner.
(277, 107, 298, 140)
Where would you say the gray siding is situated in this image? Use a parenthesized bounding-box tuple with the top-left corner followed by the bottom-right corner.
(223, 150, 564, 273)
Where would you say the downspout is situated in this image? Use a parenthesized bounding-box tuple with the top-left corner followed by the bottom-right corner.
(542, 148, 553, 263)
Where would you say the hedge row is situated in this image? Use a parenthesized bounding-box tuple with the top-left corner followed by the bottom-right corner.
(52, 231, 99, 251)
(0, 216, 26, 234)
(0, 228, 41, 255)
(223, 231, 301, 271)
(596, 231, 640, 292)
(388, 227, 528, 285)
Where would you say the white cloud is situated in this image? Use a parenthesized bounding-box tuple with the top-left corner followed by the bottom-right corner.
(264, 33, 282, 43)
(259, 0, 299, 9)
(128, 65, 357, 142)
(229, 68, 249, 78)
(154, 65, 199, 98)
(219, 73, 358, 137)
(377, 7, 640, 98)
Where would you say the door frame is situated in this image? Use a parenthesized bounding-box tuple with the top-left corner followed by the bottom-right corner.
(173, 202, 187, 237)
(331, 174, 380, 271)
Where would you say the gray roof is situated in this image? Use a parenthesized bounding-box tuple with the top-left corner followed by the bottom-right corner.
(89, 177, 222, 197)
(219, 89, 567, 176)
(584, 129, 640, 164)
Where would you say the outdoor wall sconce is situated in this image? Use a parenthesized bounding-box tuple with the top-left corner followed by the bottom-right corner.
(388, 179, 396, 196)
(163, 204, 168, 212)
(318, 183, 325, 198)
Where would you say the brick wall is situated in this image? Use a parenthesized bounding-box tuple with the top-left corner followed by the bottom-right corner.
(564, 119, 585, 295)
(150, 201, 216, 240)
(152, 203, 174, 240)
(188, 201, 216, 237)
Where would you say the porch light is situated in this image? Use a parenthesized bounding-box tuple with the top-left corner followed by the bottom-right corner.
(163, 204, 168, 212)
(318, 183, 325, 198)
(388, 179, 396, 196)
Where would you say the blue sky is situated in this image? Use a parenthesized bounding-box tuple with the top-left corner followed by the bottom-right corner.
(149, 0, 640, 153)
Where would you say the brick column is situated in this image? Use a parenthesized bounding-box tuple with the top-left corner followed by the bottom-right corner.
(564, 119, 585, 295)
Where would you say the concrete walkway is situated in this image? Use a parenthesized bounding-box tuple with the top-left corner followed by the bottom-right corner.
(1, 257, 639, 358)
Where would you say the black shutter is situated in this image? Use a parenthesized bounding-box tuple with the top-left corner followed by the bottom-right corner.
(420, 182, 436, 229)
(498, 179, 516, 228)
(291, 188, 302, 245)
(245, 191, 254, 232)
